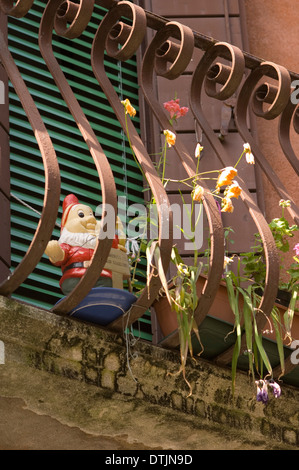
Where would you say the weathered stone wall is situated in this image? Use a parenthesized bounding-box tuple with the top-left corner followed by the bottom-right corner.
(0, 295, 298, 450)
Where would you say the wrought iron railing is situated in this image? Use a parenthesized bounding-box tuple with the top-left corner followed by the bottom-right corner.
(0, 0, 298, 378)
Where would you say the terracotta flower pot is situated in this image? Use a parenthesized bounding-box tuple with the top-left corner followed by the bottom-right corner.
(153, 275, 299, 345)
(153, 275, 236, 338)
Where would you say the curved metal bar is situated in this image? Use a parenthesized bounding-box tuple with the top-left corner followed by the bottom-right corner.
(235, 61, 299, 226)
(189, 43, 281, 365)
(53, 0, 94, 39)
(279, 100, 299, 176)
(0, 23, 61, 296)
(0, 0, 34, 17)
(233, 62, 299, 371)
(90, 1, 174, 331)
(139, 24, 225, 348)
(39, 0, 118, 315)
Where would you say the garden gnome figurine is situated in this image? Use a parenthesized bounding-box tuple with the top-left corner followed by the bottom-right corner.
(44, 194, 123, 295)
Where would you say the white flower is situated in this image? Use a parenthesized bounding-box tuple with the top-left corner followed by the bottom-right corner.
(243, 143, 251, 153)
(223, 256, 234, 269)
(243, 143, 255, 164)
(246, 152, 255, 164)
(125, 238, 140, 258)
(195, 143, 204, 158)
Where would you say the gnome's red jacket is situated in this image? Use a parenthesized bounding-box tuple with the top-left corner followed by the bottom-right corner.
(54, 237, 119, 289)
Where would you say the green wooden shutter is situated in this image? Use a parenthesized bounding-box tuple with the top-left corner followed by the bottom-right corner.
(8, 0, 149, 338)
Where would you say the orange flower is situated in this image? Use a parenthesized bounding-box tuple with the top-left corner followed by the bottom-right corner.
(225, 181, 242, 199)
(221, 197, 234, 213)
(216, 166, 238, 191)
(163, 129, 176, 147)
(192, 185, 204, 202)
(121, 98, 136, 117)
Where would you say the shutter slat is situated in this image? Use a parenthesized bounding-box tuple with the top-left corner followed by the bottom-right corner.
(8, 2, 146, 322)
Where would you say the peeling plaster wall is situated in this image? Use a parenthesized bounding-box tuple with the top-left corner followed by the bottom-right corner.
(0, 296, 298, 450)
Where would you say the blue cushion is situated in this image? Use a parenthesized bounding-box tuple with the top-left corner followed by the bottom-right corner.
(56, 287, 137, 326)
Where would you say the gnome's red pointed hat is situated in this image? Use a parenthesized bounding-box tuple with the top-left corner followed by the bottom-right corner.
(61, 194, 80, 230)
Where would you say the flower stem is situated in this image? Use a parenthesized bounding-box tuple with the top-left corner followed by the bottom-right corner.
(161, 137, 168, 185)
(124, 112, 145, 179)
(234, 150, 245, 168)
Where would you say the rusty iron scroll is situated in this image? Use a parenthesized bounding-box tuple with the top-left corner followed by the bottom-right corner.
(90, 1, 174, 331)
(279, 100, 299, 177)
(0, 0, 298, 379)
(189, 43, 283, 365)
(234, 61, 299, 226)
(0, 0, 34, 18)
(0, 0, 61, 297)
(39, 0, 118, 315)
(139, 23, 225, 349)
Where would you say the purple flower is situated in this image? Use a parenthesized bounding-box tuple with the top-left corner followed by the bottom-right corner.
(268, 380, 281, 398)
(256, 380, 269, 404)
(256, 379, 282, 404)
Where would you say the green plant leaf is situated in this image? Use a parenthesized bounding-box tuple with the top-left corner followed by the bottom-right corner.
(238, 288, 254, 378)
(284, 287, 298, 341)
(231, 338, 241, 397)
(252, 315, 272, 376)
(271, 306, 285, 378)
(153, 243, 172, 306)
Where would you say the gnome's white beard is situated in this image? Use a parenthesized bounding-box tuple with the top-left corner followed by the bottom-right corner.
(59, 228, 97, 249)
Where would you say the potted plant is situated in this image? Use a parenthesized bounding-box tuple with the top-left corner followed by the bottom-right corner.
(241, 199, 299, 344)
(122, 97, 289, 401)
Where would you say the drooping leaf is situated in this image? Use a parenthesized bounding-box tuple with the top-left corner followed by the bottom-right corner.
(271, 306, 285, 378)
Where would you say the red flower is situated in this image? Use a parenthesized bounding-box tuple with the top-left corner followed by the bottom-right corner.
(163, 99, 189, 120)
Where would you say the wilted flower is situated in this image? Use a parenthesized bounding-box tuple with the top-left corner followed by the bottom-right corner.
(195, 143, 204, 159)
(216, 166, 238, 191)
(243, 142, 255, 164)
(268, 380, 281, 398)
(163, 129, 176, 147)
(221, 197, 234, 213)
(256, 379, 281, 404)
(163, 99, 189, 120)
(121, 98, 136, 117)
(177, 263, 190, 276)
(125, 238, 140, 258)
(223, 256, 234, 269)
(255, 380, 269, 405)
(192, 185, 204, 202)
(225, 181, 242, 200)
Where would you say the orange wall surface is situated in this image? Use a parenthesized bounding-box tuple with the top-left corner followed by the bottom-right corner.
(244, 0, 299, 274)
(244, 0, 299, 215)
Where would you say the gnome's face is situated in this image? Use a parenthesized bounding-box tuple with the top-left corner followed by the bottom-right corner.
(65, 204, 97, 235)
